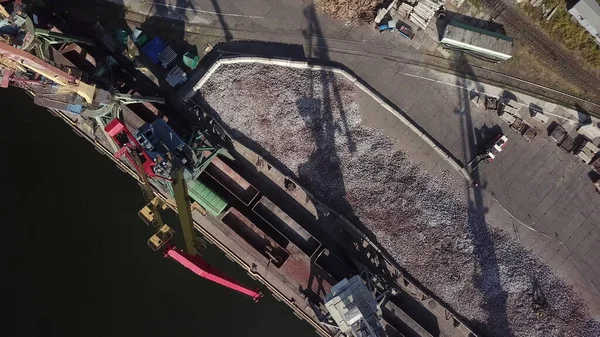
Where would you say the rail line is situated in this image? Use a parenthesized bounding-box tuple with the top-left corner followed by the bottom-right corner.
(217, 41, 600, 116)
(482, 0, 600, 99)
(70, 0, 600, 116)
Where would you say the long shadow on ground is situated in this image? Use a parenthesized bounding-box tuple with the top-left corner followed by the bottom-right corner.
(453, 54, 513, 337)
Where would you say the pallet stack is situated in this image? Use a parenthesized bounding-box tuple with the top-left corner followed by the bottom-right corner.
(409, 0, 441, 30)
(397, 2, 414, 19)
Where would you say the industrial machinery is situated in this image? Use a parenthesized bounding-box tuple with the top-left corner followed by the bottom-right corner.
(3, 2, 483, 335)
(105, 118, 263, 302)
(0, 3, 263, 300)
(0, 37, 165, 117)
(0, 2, 164, 120)
(0, 4, 259, 298)
(322, 274, 389, 337)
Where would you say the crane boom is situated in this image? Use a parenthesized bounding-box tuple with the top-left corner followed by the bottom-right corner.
(172, 167, 199, 256)
(105, 118, 262, 301)
(165, 246, 263, 302)
(0, 41, 96, 103)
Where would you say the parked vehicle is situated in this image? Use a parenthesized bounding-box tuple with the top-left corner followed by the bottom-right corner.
(485, 134, 508, 161)
(377, 20, 414, 40)
(468, 133, 508, 169)
(398, 23, 415, 40)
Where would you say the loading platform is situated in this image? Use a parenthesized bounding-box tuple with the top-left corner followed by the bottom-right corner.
(49, 95, 478, 337)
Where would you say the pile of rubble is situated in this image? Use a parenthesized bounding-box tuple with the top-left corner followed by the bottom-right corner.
(314, 0, 382, 25)
(198, 63, 600, 337)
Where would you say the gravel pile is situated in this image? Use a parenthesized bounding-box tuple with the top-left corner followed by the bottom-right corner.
(198, 63, 599, 337)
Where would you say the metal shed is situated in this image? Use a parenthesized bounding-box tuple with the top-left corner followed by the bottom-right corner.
(569, 0, 600, 45)
(441, 21, 514, 61)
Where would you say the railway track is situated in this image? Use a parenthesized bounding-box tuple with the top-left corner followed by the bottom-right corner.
(219, 43, 600, 116)
(417, 53, 600, 116)
(481, 0, 600, 100)
(61, 0, 600, 117)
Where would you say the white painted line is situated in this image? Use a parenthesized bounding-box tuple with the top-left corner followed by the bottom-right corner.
(143, 1, 264, 19)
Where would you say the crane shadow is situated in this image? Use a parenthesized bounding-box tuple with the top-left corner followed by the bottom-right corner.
(452, 54, 513, 337)
(292, 3, 363, 236)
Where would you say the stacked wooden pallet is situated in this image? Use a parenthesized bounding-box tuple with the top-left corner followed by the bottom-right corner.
(397, 2, 414, 19)
(409, 0, 441, 29)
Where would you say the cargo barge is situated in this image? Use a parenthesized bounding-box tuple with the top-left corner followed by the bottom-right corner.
(1, 3, 479, 337)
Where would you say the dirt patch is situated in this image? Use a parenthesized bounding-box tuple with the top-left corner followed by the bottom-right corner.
(495, 42, 581, 95)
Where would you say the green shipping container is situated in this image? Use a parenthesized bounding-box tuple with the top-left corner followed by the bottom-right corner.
(182, 52, 199, 70)
(187, 179, 228, 216)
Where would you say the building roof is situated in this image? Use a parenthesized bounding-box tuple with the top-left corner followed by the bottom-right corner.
(571, 0, 600, 31)
(449, 20, 514, 42)
(441, 21, 514, 60)
(324, 276, 384, 337)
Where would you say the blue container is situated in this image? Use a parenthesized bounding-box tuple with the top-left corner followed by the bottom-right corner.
(140, 36, 168, 64)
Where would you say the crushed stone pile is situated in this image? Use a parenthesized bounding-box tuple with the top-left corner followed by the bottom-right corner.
(198, 63, 600, 337)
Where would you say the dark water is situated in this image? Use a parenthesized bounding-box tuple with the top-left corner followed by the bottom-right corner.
(3, 87, 314, 337)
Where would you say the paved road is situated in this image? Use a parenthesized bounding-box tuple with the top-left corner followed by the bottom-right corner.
(99, 0, 600, 317)
(113, 0, 441, 52)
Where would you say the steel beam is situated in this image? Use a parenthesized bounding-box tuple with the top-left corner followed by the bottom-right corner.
(0, 41, 96, 103)
(172, 168, 199, 256)
(165, 246, 263, 301)
(35, 29, 95, 46)
(114, 93, 165, 105)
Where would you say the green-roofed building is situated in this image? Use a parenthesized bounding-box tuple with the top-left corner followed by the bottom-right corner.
(441, 20, 514, 62)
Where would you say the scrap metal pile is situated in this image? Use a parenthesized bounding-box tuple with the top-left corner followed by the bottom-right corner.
(314, 0, 382, 25)
(198, 63, 600, 337)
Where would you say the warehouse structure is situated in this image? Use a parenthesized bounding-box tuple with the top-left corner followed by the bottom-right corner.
(568, 0, 600, 45)
(440, 21, 514, 61)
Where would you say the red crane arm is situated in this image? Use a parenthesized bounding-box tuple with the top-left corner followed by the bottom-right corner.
(165, 246, 263, 302)
(104, 119, 157, 179)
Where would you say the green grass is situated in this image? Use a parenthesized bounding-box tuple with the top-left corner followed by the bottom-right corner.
(522, 1, 600, 68)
